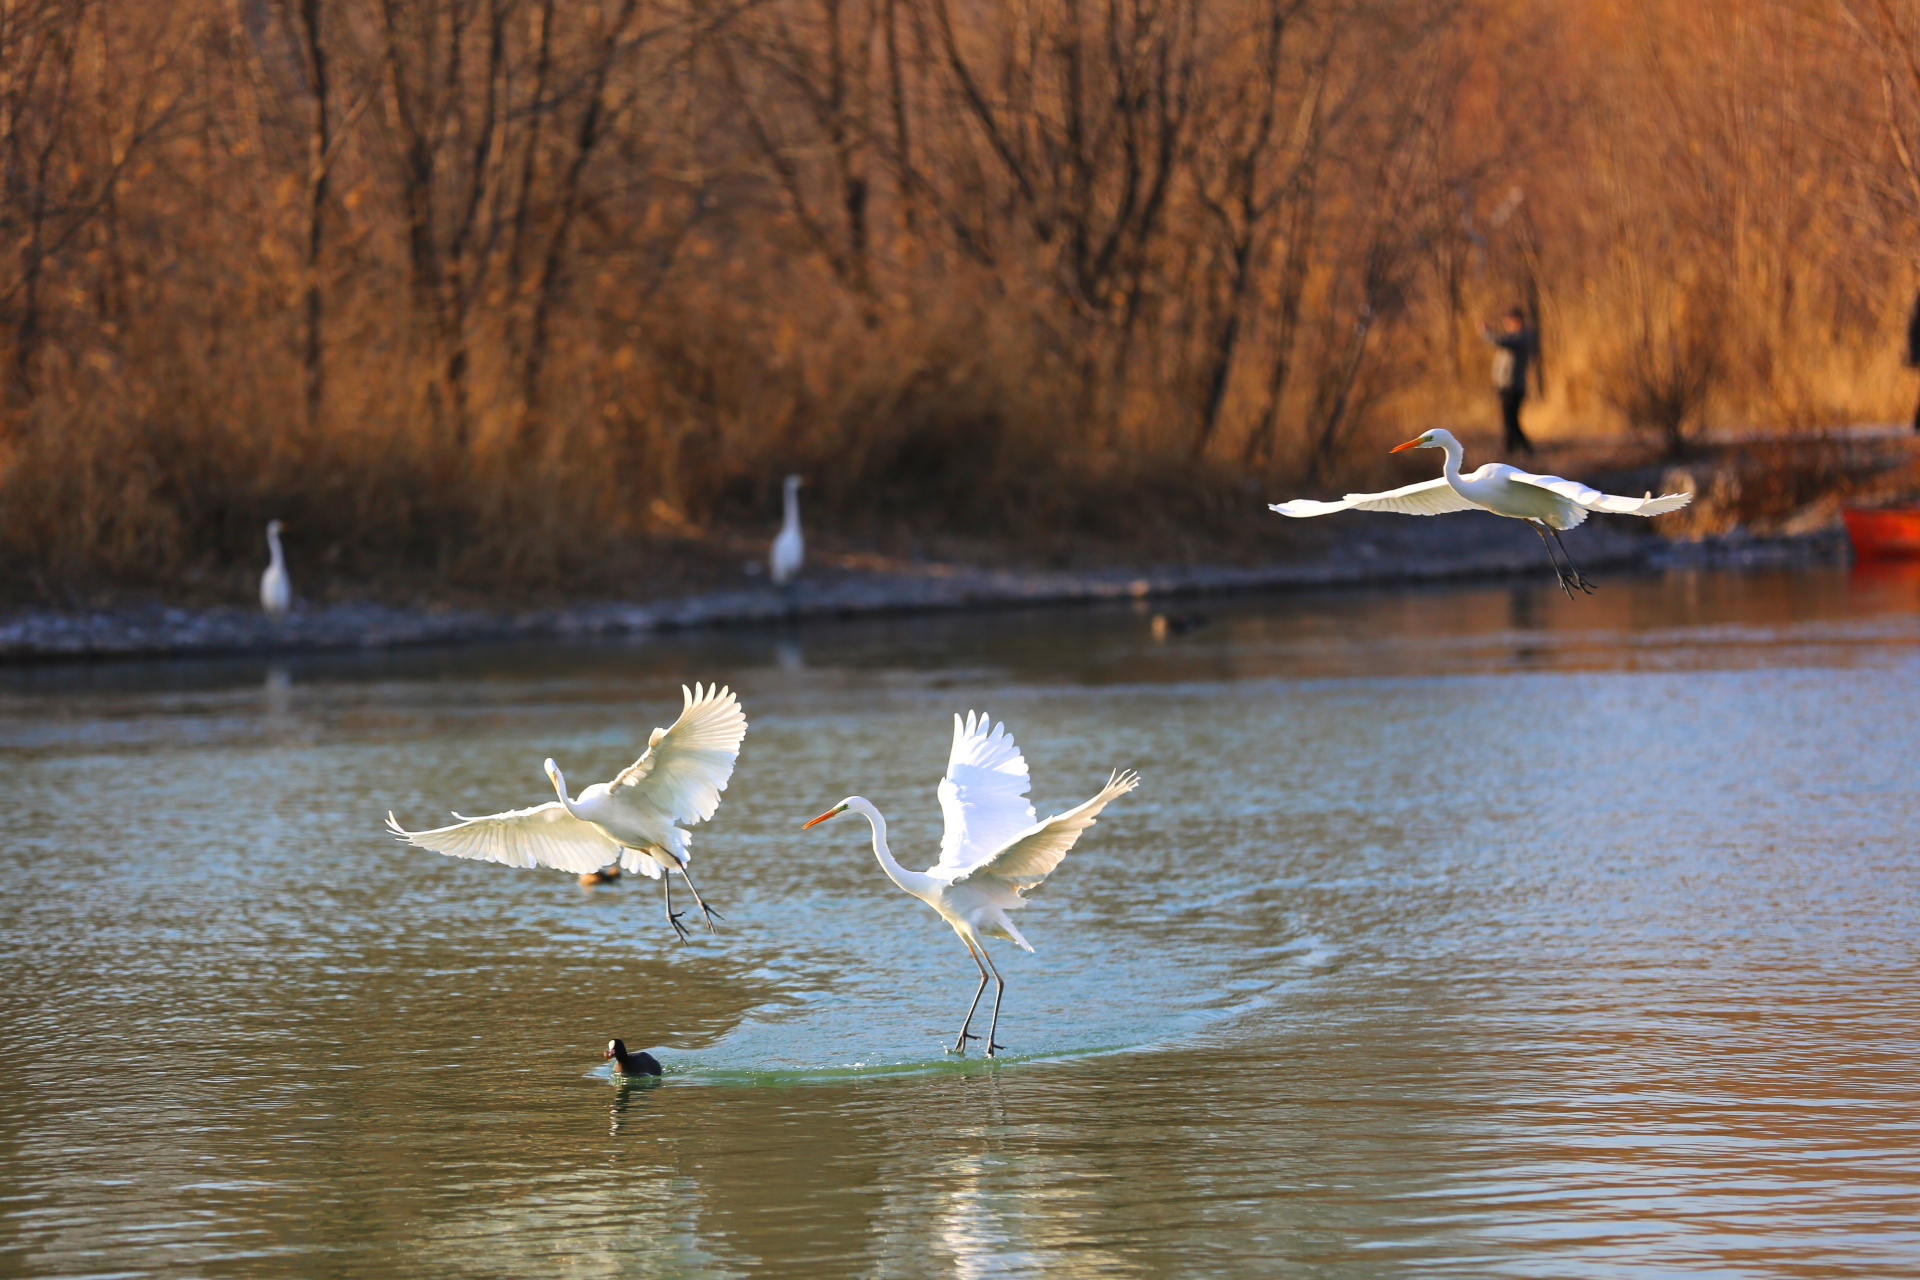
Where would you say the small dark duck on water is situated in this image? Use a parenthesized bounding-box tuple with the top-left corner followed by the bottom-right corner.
(1150, 612, 1209, 640)
(604, 1039, 662, 1077)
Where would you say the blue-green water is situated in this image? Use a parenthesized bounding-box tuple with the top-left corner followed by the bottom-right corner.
(4, 567, 1919, 1276)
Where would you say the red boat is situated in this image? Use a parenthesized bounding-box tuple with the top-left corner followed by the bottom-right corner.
(1842, 506, 1920, 559)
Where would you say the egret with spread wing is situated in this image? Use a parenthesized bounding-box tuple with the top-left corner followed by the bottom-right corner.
(387, 683, 747, 942)
(1270, 427, 1692, 597)
(803, 712, 1139, 1056)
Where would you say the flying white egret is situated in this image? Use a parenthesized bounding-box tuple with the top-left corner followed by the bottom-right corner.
(386, 683, 747, 942)
(769, 474, 804, 586)
(1270, 428, 1693, 597)
(260, 520, 291, 620)
(802, 712, 1139, 1056)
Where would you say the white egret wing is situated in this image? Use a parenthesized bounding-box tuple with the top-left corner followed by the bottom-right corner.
(1508, 471, 1694, 517)
(932, 711, 1036, 876)
(948, 770, 1140, 893)
(386, 804, 619, 874)
(1270, 477, 1481, 518)
(609, 683, 748, 826)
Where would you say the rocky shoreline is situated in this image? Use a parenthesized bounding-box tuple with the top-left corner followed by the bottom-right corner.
(0, 522, 1851, 663)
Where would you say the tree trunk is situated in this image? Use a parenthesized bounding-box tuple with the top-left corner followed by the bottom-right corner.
(298, 0, 332, 433)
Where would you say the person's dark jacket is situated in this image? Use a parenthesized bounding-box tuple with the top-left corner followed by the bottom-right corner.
(1488, 327, 1535, 395)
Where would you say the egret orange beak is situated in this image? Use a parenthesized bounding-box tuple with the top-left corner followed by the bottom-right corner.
(802, 808, 839, 829)
(1390, 436, 1427, 453)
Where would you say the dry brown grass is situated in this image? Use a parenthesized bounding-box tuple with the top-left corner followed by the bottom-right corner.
(0, 0, 1916, 608)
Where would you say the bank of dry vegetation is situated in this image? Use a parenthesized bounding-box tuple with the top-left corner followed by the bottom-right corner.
(2, 0, 1919, 603)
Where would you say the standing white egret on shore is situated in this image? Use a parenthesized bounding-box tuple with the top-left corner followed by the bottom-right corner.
(386, 683, 748, 942)
(1269, 428, 1692, 597)
(770, 474, 804, 586)
(803, 712, 1139, 1056)
(260, 520, 291, 620)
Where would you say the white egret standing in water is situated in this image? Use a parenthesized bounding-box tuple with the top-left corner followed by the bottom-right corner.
(387, 683, 747, 942)
(769, 474, 804, 586)
(260, 520, 291, 620)
(1269, 428, 1692, 597)
(803, 712, 1139, 1056)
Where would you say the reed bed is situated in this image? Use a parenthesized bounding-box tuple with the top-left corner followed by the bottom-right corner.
(1, 0, 1914, 605)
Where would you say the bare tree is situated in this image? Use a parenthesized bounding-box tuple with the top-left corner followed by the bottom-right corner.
(375, 0, 512, 450)
(0, 1, 176, 402)
(1186, 0, 1330, 460)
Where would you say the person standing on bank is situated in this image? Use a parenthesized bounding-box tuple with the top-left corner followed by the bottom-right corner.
(1480, 307, 1537, 455)
(1905, 290, 1920, 433)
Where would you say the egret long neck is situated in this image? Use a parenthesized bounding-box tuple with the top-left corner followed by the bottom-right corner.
(267, 529, 285, 570)
(550, 769, 584, 819)
(1438, 437, 1467, 489)
(855, 807, 935, 897)
(781, 485, 800, 534)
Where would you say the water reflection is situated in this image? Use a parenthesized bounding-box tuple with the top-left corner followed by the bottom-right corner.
(608, 1075, 664, 1137)
(2, 567, 1918, 1277)
(927, 1152, 1040, 1280)
(1850, 554, 1920, 597)
(1505, 584, 1548, 666)
(0, 567, 1902, 707)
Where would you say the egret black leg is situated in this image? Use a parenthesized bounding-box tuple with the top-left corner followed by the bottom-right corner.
(676, 866, 724, 934)
(980, 946, 1008, 1057)
(1529, 523, 1578, 599)
(661, 873, 691, 944)
(1548, 527, 1596, 594)
(951, 940, 989, 1053)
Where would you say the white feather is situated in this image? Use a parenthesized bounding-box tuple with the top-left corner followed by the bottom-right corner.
(933, 711, 1037, 876)
(387, 684, 748, 886)
(1270, 430, 1692, 531)
(801, 713, 1139, 1054)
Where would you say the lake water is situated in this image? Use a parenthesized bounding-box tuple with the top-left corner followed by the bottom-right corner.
(3, 565, 1919, 1278)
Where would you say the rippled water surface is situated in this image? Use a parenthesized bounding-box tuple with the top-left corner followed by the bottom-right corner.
(4, 566, 1920, 1277)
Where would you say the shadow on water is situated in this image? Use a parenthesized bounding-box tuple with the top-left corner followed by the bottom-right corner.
(3, 565, 1919, 1276)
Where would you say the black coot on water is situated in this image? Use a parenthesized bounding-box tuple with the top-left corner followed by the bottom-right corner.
(605, 1039, 662, 1077)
